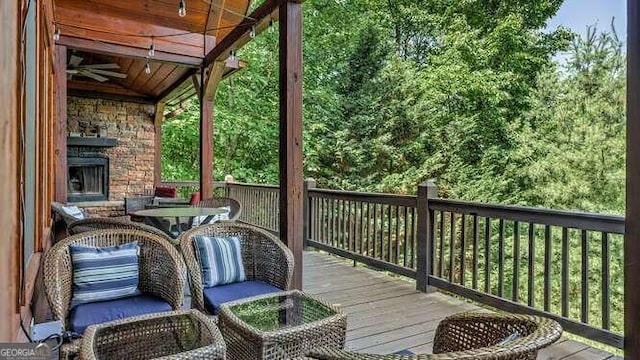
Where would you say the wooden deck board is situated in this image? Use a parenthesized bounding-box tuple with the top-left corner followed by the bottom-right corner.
(302, 251, 618, 360)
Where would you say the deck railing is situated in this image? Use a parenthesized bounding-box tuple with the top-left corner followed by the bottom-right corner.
(161, 178, 624, 349)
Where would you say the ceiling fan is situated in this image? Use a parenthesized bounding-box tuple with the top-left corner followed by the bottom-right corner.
(66, 54, 127, 82)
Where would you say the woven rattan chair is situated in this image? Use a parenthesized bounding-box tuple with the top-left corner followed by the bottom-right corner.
(44, 229, 186, 359)
(307, 312, 562, 360)
(51, 201, 87, 226)
(67, 217, 178, 245)
(195, 197, 242, 222)
(180, 223, 294, 315)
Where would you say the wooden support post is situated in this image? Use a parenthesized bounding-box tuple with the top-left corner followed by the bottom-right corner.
(198, 62, 226, 199)
(199, 92, 214, 198)
(153, 101, 166, 188)
(416, 180, 438, 293)
(279, 0, 304, 290)
(626, 0, 640, 357)
(303, 178, 316, 250)
(53, 45, 67, 202)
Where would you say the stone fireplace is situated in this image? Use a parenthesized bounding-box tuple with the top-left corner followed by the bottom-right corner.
(67, 96, 157, 217)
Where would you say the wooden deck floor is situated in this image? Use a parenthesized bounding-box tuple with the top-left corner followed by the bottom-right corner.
(302, 251, 620, 360)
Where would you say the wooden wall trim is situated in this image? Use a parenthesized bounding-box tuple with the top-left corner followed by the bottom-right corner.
(1, 0, 19, 343)
(54, 45, 67, 202)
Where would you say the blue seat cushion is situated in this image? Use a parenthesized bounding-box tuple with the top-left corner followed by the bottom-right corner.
(203, 280, 282, 314)
(69, 294, 172, 334)
(393, 350, 414, 355)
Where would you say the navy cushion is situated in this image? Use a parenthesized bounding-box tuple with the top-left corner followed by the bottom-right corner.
(203, 280, 282, 314)
(393, 350, 414, 355)
(69, 294, 172, 334)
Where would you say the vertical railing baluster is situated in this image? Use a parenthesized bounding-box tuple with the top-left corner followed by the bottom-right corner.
(386, 204, 392, 262)
(544, 225, 552, 312)
(340, 200, 345, 249)
(359, 202, 364, 255)
(602, 232, 611, 330)
(484, 218, 491, 293)
(330, 199, 335, 247)
(395, 206, 400, 265)
(498, 219, 505, 297)
(403, 206, 409, 267)
(365, 203, 371, 257)
(320, 198, 325, 244)
(528, 223, 535, 307)
(472, 214, 479, 289)
(439, 211, 445, 277)
(513, 221, 520, 302)
(562, 227, 569, 317)
(449, 213, 455, 282)
(352, 201, 356, 252)
(379, 204, 385, 260)
(373, 204, 378, 259)
(581, 230, 589, 324)
(460, 214, 466, 286)
(411, 207, 417, 269)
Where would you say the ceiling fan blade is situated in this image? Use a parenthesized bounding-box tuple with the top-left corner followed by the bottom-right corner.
(65, 69, 79, 74)
(78, 70, 109, 82)
(80, 63, 120, 70)
(69, 54, 83, 67)
(89, 69, 127, 78)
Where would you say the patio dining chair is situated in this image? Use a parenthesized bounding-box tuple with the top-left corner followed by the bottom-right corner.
(180, 223, 294, 315)
(307, 312, 562, 360)
(44, 229, 186, 359)
(195, 196, 242, 222)
(67, 217, 178, 245)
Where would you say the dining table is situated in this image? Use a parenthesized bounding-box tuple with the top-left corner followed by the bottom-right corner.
(132, 207, 226, 239)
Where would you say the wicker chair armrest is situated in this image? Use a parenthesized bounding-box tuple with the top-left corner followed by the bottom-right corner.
(43, 243, 74, 327)
(138, 238, 186, 309)
(307, 347, 420, 360)
(254, 232, 294, 290)
(433, 312, 562, 356)
(179, 233, 206, 313)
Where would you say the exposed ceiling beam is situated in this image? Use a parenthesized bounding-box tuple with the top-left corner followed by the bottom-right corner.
(155, 68, 200, 103)
(203, 0, 285, 67)
(57, 36, 203, 67)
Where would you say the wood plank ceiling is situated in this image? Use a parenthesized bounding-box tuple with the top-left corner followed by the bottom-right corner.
(54, 0, 252, 101)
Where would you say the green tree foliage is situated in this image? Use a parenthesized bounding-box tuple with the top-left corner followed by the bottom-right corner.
(161, 0, 624, 216)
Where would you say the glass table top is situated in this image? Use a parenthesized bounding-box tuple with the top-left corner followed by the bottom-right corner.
(228, 292, 337, 332)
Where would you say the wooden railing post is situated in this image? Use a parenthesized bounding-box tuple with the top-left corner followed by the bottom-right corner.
(224, 174, 234, 197)
(303, 178, 316, 250)
(417, 180, 438, 293)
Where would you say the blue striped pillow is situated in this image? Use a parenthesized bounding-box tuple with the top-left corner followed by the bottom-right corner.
(193, 236, 246, 287)
(70, 241, 141, 307)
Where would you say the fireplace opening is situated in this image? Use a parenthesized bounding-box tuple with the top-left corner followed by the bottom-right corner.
(67, 155, 109, 202)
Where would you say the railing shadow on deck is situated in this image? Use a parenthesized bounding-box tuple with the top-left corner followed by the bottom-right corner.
(163, 179, 625, 350)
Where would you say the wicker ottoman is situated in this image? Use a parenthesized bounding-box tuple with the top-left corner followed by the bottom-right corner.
(219, 290, 346, 360)
(80, 310, 226, 360)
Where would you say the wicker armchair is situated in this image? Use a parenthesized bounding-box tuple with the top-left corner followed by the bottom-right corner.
(51, 201, 87, 226)
(307, 312, 562, 360)
(180, 223, 294, 315)
(195, 197, 242, 222)
(67, 217, 178, 245)
(44, 229, 186, 358)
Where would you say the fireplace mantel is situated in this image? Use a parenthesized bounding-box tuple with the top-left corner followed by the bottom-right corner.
(67, 136, 118, 147)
